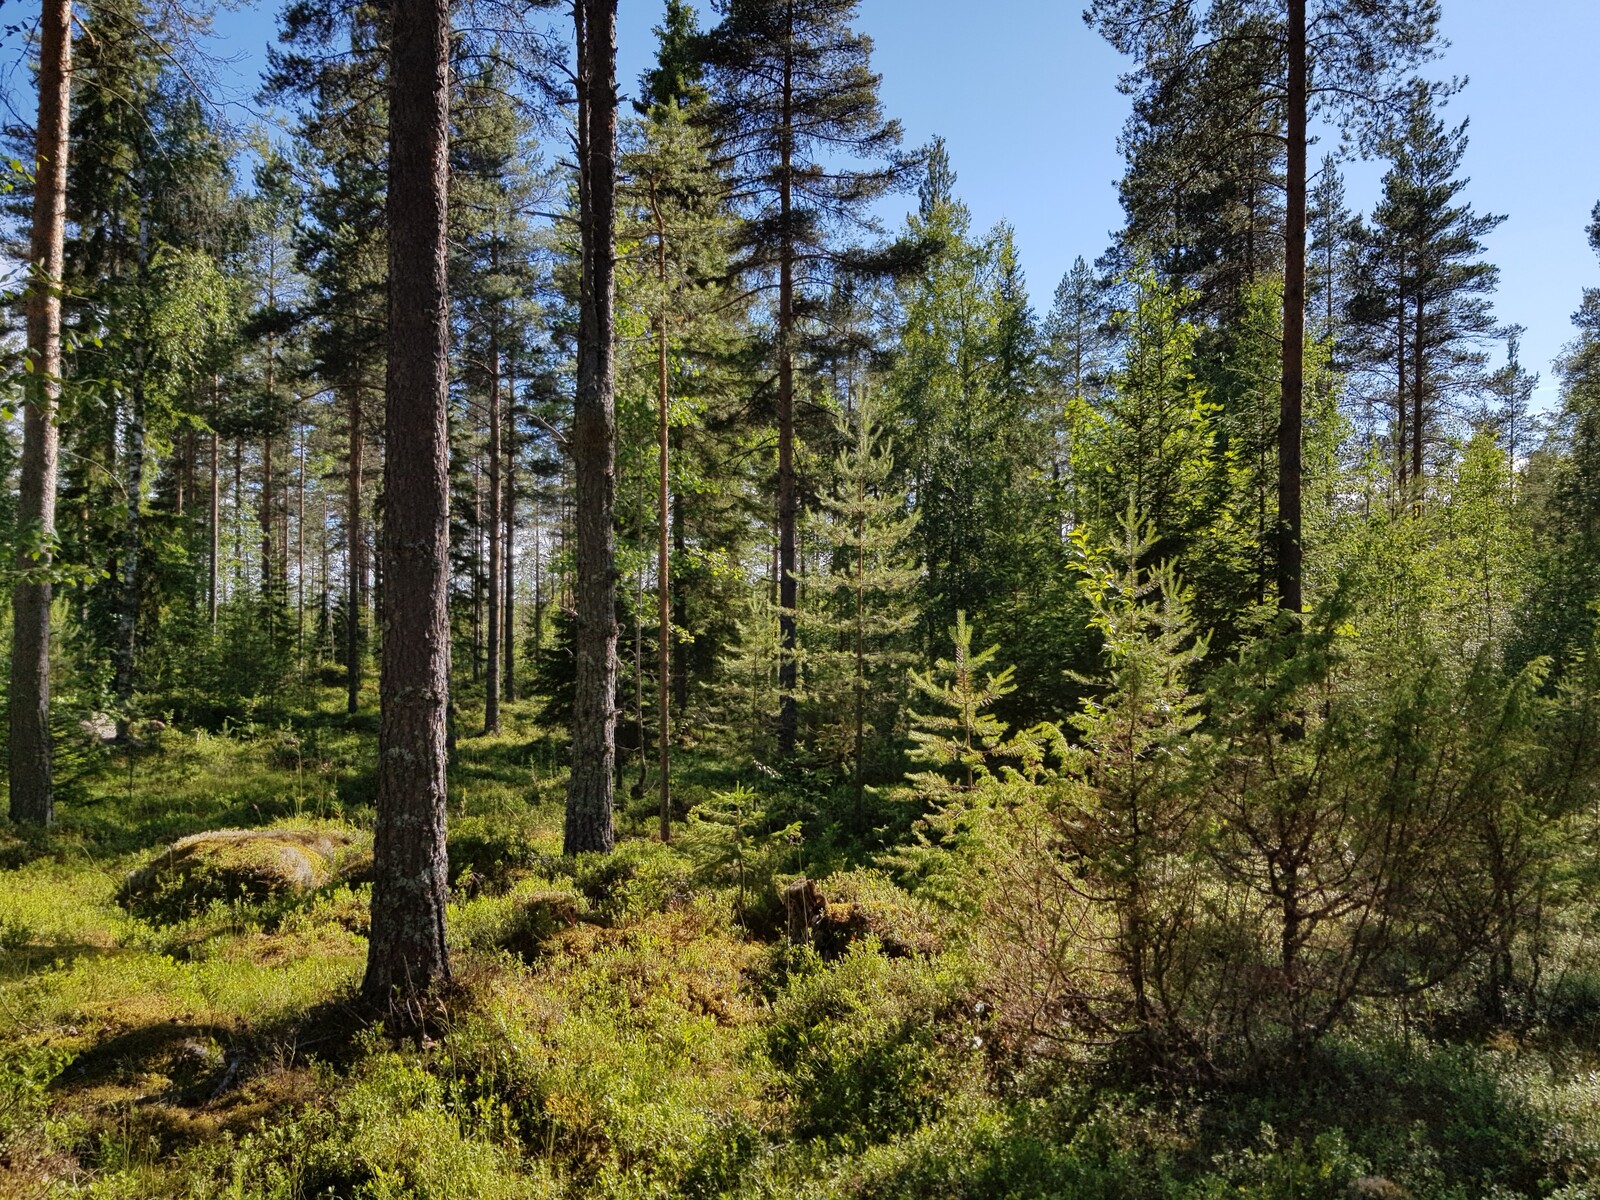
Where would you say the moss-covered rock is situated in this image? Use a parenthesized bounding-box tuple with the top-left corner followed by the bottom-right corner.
(119, 827, 369, 922)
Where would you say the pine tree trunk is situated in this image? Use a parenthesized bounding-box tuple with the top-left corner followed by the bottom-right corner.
(297, 419, 306, 661)
(472, 457, 483, 683)
(8, 0, 71, 825)
(503, 374, 517, 701)
(566, 0, 620, 856)
(672, 484, 686, 710)
(1412, 293, 1425, 502)
(346, 380, 364, 714)
(262, 428, 274, 592)
(485, 333, 502, 734)
(1277, 0, 1306, 613)
(655, 203, 672, 841)
(1396, 302, 1408, 491)
(776, 4, 799, 753)
(209, 423, 220, 627)
(362, 0, 453, 1004)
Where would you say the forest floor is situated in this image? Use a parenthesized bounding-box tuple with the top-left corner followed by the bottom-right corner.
(4, 685, 1600, 1198)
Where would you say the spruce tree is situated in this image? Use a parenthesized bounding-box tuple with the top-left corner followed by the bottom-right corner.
(1072, 268, 1215, 561)
(801, 393, 917, 815)
(704, 0, 915, 755)
(61, 0, 238, 723)
(890, 142, 1064, 711)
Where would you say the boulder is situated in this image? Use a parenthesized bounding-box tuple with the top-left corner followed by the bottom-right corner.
(119, 827, 366, 921)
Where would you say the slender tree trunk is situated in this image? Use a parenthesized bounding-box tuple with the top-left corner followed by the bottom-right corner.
(233, 438, 244, 594)
(1396, 301, 1408, 492)
(209, 423, 220, 627)
(634, 598, 646, 795)
(566, 0, 620, 856)
(320, 513, 332, 662)
(116, 382, 145, 714)
(776, 4, 799, 752)
(263, 324, 277, 593)
(262, 429, 274, 593)
(655, 199, 672, 841)
(363, 0, 453, 1004)
(297, 419, 306, 661)
(472, 457, 483, 682)
(672, 483, 686, 710)
(1411, 294, 1425, 504)
(176, 430, 188, 516)
(854, 490, 865, 823)
(9, 0, 71, 825)
(503, 373, 517, 701)
(485, 332, 502, 734)
(346, 380, 364, 713)
(1276, 0, 1306, 613)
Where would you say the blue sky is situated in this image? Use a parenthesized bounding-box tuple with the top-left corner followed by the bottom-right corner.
(15, 0, 1599, 409)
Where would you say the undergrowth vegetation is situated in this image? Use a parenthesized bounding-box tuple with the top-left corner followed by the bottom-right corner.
(2, 680, 1600, 1198)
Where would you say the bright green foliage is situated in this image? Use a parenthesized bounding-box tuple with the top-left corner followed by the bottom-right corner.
(1073, 269, 1215, 562)
(890, 145, 1080, 718)
(680, 785, 800, 927)
(905, 612, 1057, 797)
(714, 592, 785, 762)
(15, 5, 1600, 1196)
(800, 393, 919, 794)
(1513, 205, 1600, 668)
(761, 941, 974, 1146)
(1041, 516, 1208, 1059)
(56, 0, 241, 716)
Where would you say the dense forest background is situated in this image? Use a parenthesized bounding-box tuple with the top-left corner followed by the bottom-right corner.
(7, 0, 1600, 1196)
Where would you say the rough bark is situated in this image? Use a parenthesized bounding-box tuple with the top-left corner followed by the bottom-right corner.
(1276, 0, 1306, 614)
(566, 0, 620, 856)
(362, 0, 453, 1004)
(8, 0, 71, 825)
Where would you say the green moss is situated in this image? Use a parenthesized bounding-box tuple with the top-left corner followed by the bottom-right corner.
(117, 825, 371, 923)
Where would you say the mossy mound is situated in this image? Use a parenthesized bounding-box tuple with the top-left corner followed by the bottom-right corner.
(119, 827, 369, 922)
(811, 868, 946, 959)
(453, 877, 585, 961)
